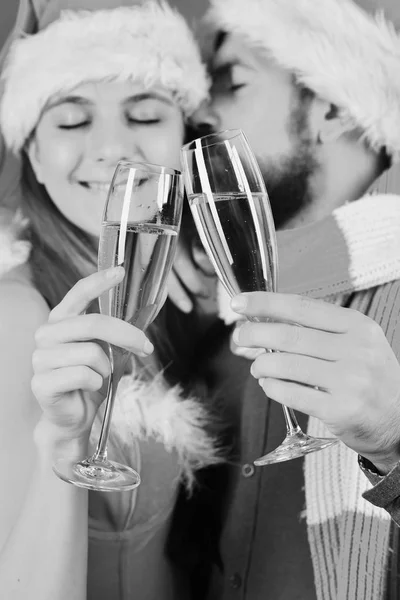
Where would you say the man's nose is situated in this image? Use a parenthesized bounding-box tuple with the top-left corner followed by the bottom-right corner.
(191, 101, 220, 135)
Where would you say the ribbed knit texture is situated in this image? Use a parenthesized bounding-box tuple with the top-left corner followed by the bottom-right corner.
(305, 272, 400, 600)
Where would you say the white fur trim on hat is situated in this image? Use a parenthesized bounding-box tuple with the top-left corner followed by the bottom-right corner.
(208, 0, 400, 161)
(0, 208, 31, 276)
(0, 2, 209, 152)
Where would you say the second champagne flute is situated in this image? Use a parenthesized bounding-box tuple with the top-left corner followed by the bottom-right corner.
(53, 161, 183, 490)
(181, 129, 338, 465)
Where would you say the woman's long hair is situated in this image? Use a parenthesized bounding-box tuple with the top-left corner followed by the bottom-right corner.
(21, 152, 97, 308)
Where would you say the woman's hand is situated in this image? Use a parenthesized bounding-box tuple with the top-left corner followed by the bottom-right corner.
(31, 266, 154, 452)
(231, 292, 400, 473)
(168, 234, 215, 313)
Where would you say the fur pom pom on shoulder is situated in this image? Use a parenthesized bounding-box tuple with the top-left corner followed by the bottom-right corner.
(92, 368, 224, 491)
(0, 208, 31, 277)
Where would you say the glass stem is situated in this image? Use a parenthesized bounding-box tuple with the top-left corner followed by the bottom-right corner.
(92, 346, 121, 463)
(282, 405, 302, 437)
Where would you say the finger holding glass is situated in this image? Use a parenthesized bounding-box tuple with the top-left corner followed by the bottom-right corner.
(32, 266, 154, 442)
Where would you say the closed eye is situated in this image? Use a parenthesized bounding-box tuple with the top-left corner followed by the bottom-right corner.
(127, 117, 161, 125)
(212, 62, 250, 96)
(58, 121, 90, 130)
(211, 81, 246, 97)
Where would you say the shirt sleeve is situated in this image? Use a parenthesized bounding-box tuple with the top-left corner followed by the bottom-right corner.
(359, 455, 400, 526)
(357, 280, 400, 527)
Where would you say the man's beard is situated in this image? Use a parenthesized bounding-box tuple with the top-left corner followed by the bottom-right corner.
(259, 146, 315, 230)
(258, 90, 317, 230)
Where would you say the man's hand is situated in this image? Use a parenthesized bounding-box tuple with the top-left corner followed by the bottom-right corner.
(231, 292, 400, 474)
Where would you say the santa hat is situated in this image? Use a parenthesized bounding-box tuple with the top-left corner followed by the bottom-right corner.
(0, 0, 209, 153)
(207, 0, 400, 164)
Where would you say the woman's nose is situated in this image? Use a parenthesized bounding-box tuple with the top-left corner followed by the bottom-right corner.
(89, 122, 139, 165)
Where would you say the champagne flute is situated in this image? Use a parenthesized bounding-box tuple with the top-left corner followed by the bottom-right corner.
(53, 161, 183, 490)
(181, 129, 338, 465)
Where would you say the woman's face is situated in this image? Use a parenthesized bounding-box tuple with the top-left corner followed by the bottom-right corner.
(28, 80, 185, 236)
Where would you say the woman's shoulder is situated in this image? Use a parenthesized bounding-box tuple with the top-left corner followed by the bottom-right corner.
(0, 271, 49, 336)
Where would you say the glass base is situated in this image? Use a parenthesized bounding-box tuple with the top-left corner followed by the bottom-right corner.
(53, 457, 141, 492)
(254, 431, 339, 466)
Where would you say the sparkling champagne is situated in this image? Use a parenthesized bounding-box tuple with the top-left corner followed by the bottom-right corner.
(99, 221, 178, 331)
(189, 192, 276, 297)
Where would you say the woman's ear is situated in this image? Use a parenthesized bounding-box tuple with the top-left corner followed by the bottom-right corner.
(27, 138, 44, 183)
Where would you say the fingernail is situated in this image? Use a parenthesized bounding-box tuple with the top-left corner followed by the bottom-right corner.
(233, 346, 258, 360)
(106, 266, 124, 279)
(232, 325, 242, 345)
(143, 339, 154, 355)
(178, 300, 192, 313)
(258, 377, 266, 389)
(231, 294, 248, 312)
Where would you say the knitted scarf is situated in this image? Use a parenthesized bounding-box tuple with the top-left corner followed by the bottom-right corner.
(218, 193, 400, 600)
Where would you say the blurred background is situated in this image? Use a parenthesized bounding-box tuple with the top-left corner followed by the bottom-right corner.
(0, 0, 210, 48)
(0, 4, 17, 46)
